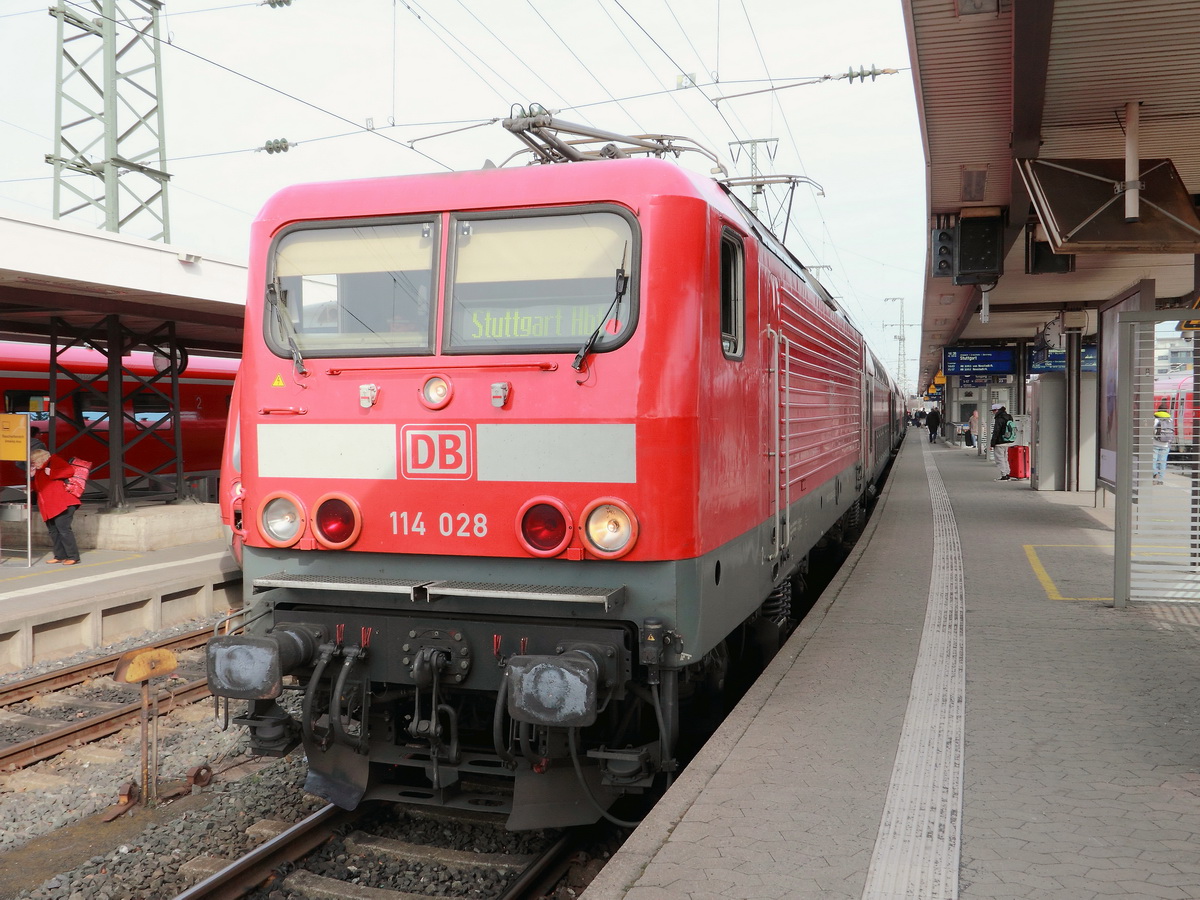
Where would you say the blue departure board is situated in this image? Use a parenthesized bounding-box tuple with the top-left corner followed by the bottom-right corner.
(943, 348, 1015, 374)
(1028, 346, 1098, 373)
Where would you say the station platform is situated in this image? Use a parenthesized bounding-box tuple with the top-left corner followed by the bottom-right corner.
(584, 434, 1200, 900)
(0, 537, 240, 673)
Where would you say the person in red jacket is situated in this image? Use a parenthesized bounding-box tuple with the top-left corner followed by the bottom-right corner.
(29, 448, 81, 565)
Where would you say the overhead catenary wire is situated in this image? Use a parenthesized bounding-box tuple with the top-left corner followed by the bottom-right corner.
(659, 0, 711, 80)
(527, 0, 647, 133)
(398, 0, 526, 109)
(59, 0, 456, 171)
(448, 0, 581, 121)
(591, 0, 716, 143)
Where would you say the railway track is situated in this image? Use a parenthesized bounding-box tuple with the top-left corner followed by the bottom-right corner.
(0, 626, 212, 707)
(0, 626, 214, 771)
(174, 802, 579, 900)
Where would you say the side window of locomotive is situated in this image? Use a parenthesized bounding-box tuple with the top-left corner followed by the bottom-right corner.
(268, 219, 439, 357)
(720, 230, 745, 360)
(444, 209, 637, 355)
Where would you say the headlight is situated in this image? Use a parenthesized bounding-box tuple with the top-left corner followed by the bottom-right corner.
(582, 498, 638, 558)
(259, 492, 305, 547)
(419, 375, 452, 409)
(313, 493, 361, 549)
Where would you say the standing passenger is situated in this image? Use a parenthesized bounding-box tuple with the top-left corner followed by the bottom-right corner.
(1152, 409, 1175, 485)
(990, 403, 1014, 480)
(966, 409, 979, 449)
(29, 448, 82, 565)
(926, 406, 942, 443)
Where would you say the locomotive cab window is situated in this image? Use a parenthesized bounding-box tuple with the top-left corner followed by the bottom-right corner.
(720, 229, 745, 359)
(444, 207, 637, 355)
(267, 218, 439, 358)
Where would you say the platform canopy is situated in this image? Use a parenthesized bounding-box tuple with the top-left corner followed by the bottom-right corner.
(905, 0, 1200, 391)
(0, 210, 246, 356)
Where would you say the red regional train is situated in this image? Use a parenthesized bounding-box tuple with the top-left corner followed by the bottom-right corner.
(1156, 373, 1197, 436)
(207, 155, 906, 829)
(0, 342, 238, 497)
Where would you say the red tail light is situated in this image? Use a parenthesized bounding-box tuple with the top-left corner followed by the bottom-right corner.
(517, 498, 572, 556)
(313, 493, 362, 550)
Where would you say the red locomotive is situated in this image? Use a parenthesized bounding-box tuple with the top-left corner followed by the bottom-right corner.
(1, 342, 237, 499)
(207, 138, 904, 828)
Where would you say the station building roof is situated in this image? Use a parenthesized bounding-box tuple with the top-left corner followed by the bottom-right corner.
(0, 210, 246, 356)
(905, 0, 1200, 391)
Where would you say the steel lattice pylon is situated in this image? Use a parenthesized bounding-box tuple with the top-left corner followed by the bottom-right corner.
(46, 0, 171, 241)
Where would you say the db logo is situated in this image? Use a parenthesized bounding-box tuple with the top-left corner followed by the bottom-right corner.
(401, 426, 472, 479)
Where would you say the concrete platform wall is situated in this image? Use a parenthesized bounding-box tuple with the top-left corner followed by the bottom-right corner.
(0, 559, 242, 673)
(0, 502, 224, 552)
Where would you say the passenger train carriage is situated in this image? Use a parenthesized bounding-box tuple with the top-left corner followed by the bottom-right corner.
(208, 154, 905, 829)
(0, 342, 237, 499)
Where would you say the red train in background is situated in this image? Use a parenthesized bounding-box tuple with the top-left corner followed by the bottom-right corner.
(206, 146, 906, 829)
(1, 342, 238, 498)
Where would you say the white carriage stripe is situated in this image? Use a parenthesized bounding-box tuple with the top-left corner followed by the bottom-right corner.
(861, 443, 965, 900)
(476, 424, 635, 483)
(257, 423, 397, 479)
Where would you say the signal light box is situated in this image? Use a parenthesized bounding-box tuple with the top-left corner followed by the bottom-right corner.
(953, 216, 1004, 285)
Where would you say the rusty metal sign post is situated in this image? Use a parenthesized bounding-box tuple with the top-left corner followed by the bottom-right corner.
(113, 646, 178, 806)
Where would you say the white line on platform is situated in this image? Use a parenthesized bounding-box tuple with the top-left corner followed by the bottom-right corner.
(0, 551, 231, 601)
(861, 443, 965, 900)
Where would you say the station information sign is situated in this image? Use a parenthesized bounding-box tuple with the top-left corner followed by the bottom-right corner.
(942, 347, 1015, 374)
(0, 414, 28, 461)
(1028, 346, 1098, 373)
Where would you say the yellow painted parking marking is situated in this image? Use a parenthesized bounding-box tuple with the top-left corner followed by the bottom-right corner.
(1024, 544, 1112, 603)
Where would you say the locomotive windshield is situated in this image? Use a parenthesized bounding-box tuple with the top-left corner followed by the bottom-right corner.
(264, 207, 636, 360)
(270, 218, 439, 356)
(443, 209, 635, 355)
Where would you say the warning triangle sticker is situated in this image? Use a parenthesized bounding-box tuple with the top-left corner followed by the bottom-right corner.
(272, 374, 285, 387)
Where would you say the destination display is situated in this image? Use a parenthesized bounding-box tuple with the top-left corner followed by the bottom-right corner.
(942, 347, 1015, 374)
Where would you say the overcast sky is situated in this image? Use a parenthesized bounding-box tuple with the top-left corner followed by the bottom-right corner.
(0, 0, 926, 390)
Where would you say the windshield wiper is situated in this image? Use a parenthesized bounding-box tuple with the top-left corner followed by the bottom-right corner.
(572, 247, 629, 372)
(267, 280, 308, 377)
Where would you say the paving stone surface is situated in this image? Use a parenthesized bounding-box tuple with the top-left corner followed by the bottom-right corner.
(583, 437, 1200, 900)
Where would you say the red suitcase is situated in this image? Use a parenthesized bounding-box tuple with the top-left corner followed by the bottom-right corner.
(1008, 444, 1030, 480)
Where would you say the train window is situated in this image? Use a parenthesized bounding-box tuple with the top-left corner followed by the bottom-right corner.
(268, 219, 439, 357)
(444, 208, 637, 355)
(132, 394, 172, 427)
(5, 391, 50, 418)
(73, 394, 109, 426)
(720, 230, 745, 359)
